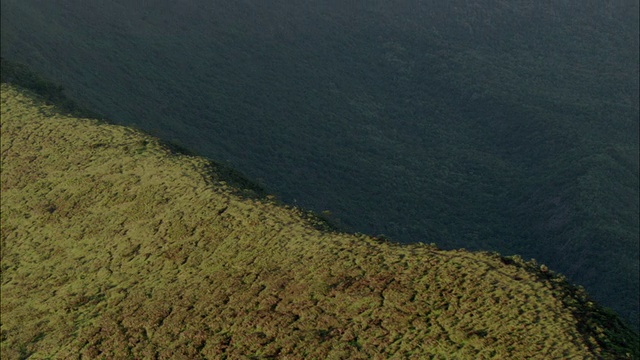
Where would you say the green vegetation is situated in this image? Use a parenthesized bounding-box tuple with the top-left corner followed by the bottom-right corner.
(1, 0, 638, 329)
(2, 83, 638, 359)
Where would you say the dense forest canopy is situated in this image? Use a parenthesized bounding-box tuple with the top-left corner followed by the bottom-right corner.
(2, 82, 639, 358)
(2, 0, 638, 328)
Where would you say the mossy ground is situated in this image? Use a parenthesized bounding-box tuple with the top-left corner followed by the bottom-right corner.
(1, 84, 637, 359)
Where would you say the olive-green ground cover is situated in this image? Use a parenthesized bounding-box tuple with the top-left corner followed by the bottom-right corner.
(1, 84, 637, 359)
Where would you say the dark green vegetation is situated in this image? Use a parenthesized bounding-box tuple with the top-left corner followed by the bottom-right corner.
(0, 57, 101, 119)
(2, 83, 639, 359)
(1, 0, 638, 329)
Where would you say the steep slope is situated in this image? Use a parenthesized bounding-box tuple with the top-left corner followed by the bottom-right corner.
(1, 1, 638, 328)
(1, 84, 637, 359)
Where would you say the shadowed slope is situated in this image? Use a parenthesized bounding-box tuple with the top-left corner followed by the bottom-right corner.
(1, 84, 637, 359)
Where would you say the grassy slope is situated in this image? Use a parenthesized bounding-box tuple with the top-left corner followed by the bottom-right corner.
(1, 84, 638, 359)
(1, 1, 638, 328)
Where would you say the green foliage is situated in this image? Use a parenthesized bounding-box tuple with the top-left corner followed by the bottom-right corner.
(2, 84, 638, 358)
(1, 0, 637, 328)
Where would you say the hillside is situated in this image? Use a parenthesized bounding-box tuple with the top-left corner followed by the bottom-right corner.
(1, 0, 638, 328)
(1, 83, 638, 359)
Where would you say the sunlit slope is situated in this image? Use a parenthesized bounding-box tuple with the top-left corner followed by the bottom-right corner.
(2, 1, 638, 328)
(1, 84, 636, 359)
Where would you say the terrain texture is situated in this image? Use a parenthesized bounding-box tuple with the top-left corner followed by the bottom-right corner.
(2, 1, 638, 327)
(2, 84, 638, 359)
